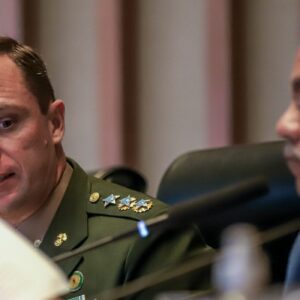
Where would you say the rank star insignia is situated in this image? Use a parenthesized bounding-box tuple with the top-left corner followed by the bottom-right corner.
(117, 195, 136, 211)
(132, 199, 153, 213)
(102, 194, 120, 207)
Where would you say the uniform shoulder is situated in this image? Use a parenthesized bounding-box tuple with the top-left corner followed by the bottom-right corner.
(86, 175, 169, 221)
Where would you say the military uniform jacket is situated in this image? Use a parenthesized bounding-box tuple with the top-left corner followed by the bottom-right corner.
(40, 159, 210, 299)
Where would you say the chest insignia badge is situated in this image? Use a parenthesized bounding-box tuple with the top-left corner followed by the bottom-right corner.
(69, 270, 84, 293)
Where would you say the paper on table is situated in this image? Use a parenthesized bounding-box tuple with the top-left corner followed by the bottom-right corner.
(0, 218, 69, 300)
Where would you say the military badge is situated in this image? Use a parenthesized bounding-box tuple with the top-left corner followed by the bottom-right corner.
(102, 194, 120, 207)
(132, 199, 153, 213)
(117, 195, 136, 211)
(89, 192, 100, 203)
(54, 233, 68, 247)
(69, 270, 84, 293)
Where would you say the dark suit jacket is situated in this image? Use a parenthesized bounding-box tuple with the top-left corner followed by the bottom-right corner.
(285, 233, 300, 293)
(40, 159, 211, 299)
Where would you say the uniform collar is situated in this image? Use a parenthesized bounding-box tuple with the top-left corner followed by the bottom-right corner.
(40, 158, 89, 276)
(16, 163, 73, 245)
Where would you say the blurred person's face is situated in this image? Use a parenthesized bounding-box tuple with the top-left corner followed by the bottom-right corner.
(0, 55, 65, 224)
(276, 49, 300, 194)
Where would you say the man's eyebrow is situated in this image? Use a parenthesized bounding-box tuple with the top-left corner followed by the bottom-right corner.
(0, 104, 28, 114)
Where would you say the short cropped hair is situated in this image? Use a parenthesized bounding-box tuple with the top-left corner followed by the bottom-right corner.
(0, 36, 55, 114)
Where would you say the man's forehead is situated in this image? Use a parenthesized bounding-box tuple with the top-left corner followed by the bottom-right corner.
(0, 55, 32, 95)
(0, 55, 25, 84)
(0, 55, 41, 112)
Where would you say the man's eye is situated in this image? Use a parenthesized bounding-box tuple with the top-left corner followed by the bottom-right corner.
(0, 119, 14, 129)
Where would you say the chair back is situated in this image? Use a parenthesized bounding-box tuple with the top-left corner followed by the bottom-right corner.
(91, 166, 147, 193)
(157, 141, 300, 282)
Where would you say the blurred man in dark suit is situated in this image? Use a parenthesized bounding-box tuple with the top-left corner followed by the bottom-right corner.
(277, 48, 300, 291)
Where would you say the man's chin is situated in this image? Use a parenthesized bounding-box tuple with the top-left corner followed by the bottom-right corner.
(0, 194, 22, 217)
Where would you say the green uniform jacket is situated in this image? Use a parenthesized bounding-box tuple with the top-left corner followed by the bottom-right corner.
(40, 159, 211, 299)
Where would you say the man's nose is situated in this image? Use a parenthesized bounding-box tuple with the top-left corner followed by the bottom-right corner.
(276, 103, 300, 142)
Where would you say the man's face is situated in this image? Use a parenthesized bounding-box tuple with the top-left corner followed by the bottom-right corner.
(276, 49, 300, 194)
(0, 55, 65, 223)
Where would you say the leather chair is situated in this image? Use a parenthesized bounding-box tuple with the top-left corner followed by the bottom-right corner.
(157, 141, 300, 283)
(90, 166, 147, 193)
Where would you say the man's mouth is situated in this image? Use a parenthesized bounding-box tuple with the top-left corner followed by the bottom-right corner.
(284, 143, 300, 161)
(0, 173, 14, 182)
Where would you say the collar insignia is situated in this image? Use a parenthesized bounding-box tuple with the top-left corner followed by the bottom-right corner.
(117, 195, 136, 211)
(132, 199, 153, 213)
(89, 192, 100, 203)
(54, 233, 68, 247)
(102, 194, 120, 207)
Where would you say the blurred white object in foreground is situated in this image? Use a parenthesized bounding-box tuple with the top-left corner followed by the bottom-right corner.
(0, 218, 69, 300)
(213, 223, 269, 300)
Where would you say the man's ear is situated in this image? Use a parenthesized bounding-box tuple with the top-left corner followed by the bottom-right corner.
(47, 99, 65, 144)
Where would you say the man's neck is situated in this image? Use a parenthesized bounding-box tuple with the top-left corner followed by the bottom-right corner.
(15, 162, 73, 243)
(4, 155, 67, 227)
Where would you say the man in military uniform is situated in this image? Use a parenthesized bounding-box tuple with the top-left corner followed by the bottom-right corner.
(0, 36, 210, 299)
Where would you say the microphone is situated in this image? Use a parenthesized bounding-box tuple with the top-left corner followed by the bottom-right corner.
(165, 176, 268, 226)
(98, 217, 300, 300)
(53, 176, 268, 263)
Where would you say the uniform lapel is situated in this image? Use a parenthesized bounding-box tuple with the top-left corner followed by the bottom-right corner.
(40, 159, 89, 276)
